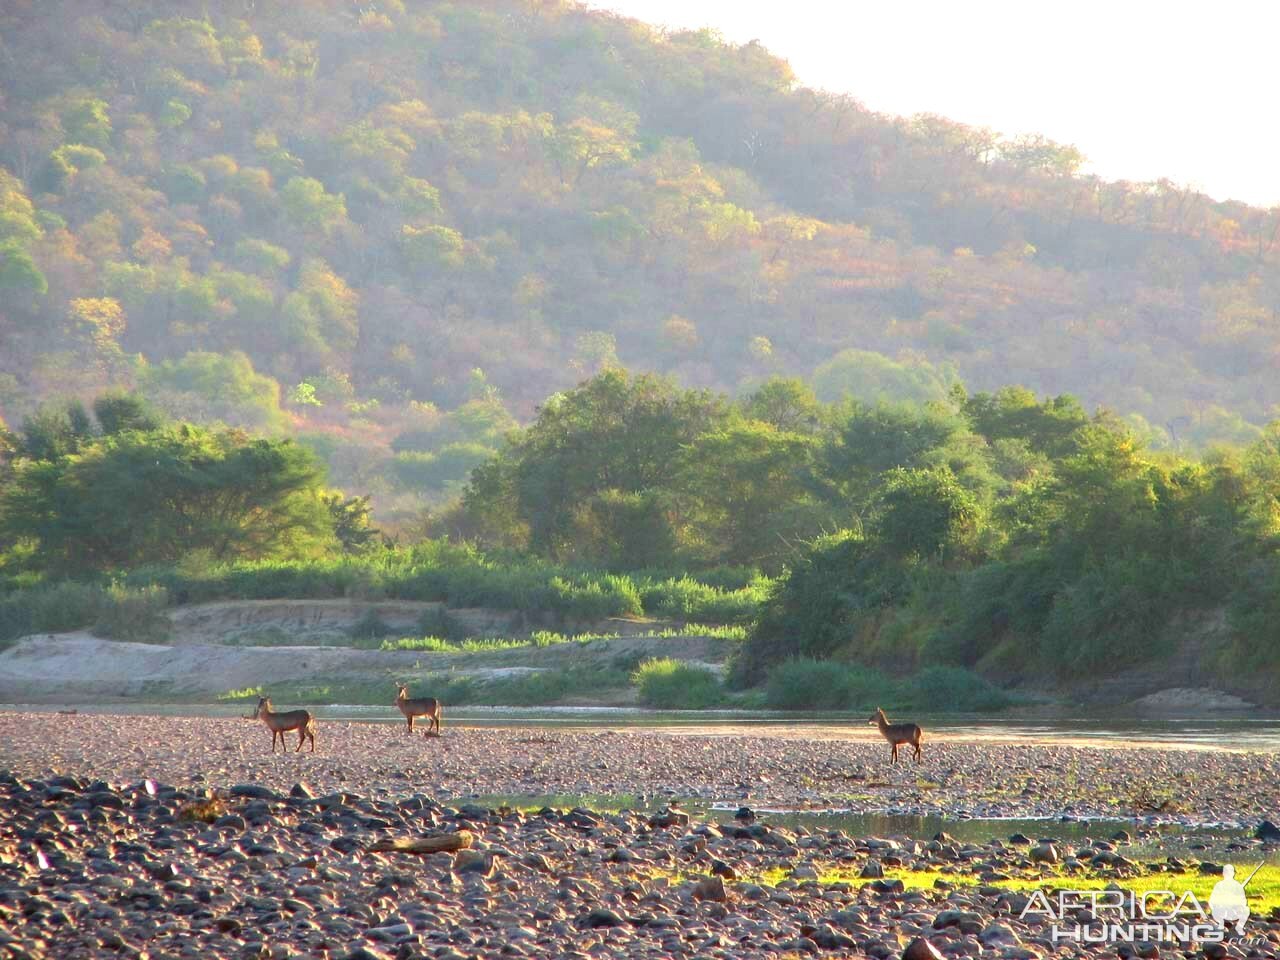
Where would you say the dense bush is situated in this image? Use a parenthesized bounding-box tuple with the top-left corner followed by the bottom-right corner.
(0, 542, 759, 649)
(632, 658, 724, 708)
(125, 549, 753, 623)
(896, 666, 1013, 712)
(0, 582, 171, 647)
(763, 658, 898, 711)
(763, 658, 1011, 712)
(638, 575, 770, 624)
(91, 585, 171, 644)
(0, 582, 110, 646)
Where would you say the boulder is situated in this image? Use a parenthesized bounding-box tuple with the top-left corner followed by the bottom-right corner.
(901, 938, 945, 960)
(1030, 842, 1058, 864)
(1255, 820, 1280, 842)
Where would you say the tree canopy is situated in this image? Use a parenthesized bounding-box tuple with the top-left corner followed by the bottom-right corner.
(0, 0, 1279, 536)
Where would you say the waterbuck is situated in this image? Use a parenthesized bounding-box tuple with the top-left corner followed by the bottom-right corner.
(253, 697, 317, 753)
(869, 707, 923, 763)
(395, 683, 442, 737)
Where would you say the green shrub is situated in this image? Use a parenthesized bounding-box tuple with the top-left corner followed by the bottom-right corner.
(0, 581, 113, 646)
(27, 545, 757, 634)
(92, 585, 171, 643)
(348, 609, 394, 642)
(897, 666, 1013, 712)
(632, 658, 723, 708)
(433, 666, 630, 706)
(638, 575, 768, 624)
(764, 658, 896, 710)
(1037, 557, 1170, 675)
(416, 605, 465, 640)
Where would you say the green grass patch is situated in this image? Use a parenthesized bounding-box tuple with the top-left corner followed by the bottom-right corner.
(379, 635, 530, 653)
(757, 862, 1280, 916)
(216, 686, 264, 701)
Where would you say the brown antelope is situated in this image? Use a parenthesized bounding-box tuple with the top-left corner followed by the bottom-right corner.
(395, 683, 442, 737)
(869, 707, 923, 763)
(253, 697, 317, 753)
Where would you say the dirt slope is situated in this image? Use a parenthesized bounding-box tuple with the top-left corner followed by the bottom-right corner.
(0, 598, 734, 703)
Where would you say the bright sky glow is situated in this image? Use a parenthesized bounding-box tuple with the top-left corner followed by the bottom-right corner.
(593, 0, 1280, 208)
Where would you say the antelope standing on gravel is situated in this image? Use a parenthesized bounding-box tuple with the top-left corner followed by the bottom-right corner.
(869, 707, 923, 763)
(253, 697, 317, 753)
(395, 683, 442, 737)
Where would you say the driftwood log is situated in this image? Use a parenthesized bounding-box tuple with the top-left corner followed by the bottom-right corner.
(367, 830, 473, 855)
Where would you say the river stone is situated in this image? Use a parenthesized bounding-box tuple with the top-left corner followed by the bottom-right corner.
(710, 859, 737, 880)
(342, 948, 391, 960)
(809, 924, 856, 949)
(1255, 820, 1280, 842)
(860, 860, 884, 878)
(933, 910, 983, 934)
(1029, 842, 1058, 863)
(978, 922, 1020, 945)
(648, 808, 689, 829)
(579, 908, 625, 928)
(365, 923, 413, 942)
(691, 876, 727, 902)
(901, 938, 945, 960)
(230, 785, 281, 801)
(867, 878, 905, 894)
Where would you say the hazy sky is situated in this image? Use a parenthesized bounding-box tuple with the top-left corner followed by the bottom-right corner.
(592, 0, 1279, 208)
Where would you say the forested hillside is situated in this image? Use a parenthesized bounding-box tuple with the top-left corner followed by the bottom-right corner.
(2, 0, 1280, 526)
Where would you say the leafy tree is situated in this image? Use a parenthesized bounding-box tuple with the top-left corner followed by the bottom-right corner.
(821, 401, 972, 507)
(873, 466, 981, 562)
(68, 298, 126, 352)
(679, 419, 822, 568)
(740, 377, 824, 435)
(963, 387, 1088, 458)
(465, 369, 724, 558)
(1, 426, 332, 573)
(17, 400, 94, 461)
(140, 351, 287, 431)
(400, 224, 465, 270)
(60, 97, 112, 149)
(233, 237, 291, 275)
(323, 492, 380, 554)
(0, 240, 47, 300)
(280, 177, 346, 233)
(735, 529, 876, 683)
(813, 349, 954, 406)
(93, 391, 165, 435)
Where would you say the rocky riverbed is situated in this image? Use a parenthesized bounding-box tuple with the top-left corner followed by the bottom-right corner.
(2, 713, 1279, 823)
(3, 714, 1280, 959)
